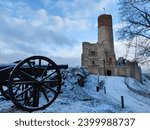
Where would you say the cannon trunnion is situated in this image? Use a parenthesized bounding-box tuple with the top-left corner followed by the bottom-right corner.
(0, 56, 68, 112)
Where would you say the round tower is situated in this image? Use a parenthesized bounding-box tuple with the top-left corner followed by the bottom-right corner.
(98, 14, 114, 52)
(97, 14, 116, 67)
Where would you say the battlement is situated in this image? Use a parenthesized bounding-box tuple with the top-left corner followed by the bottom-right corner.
(98, 14, 112, 28)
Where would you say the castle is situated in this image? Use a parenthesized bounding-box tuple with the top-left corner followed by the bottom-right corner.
(81, 14, 142, 82)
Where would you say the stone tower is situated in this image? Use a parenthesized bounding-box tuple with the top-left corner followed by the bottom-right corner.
(98, 14, 114, 53)
(98, 14, 116, 67)
(82, 14, 116, 75)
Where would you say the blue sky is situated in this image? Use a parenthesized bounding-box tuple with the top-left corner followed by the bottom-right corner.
(0, 0, 124, 66)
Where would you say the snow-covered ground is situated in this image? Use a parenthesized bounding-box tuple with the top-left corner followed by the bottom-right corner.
(0, 67, 150, 113)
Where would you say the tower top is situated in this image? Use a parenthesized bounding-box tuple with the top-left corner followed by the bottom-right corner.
(98, 14, 112, 28)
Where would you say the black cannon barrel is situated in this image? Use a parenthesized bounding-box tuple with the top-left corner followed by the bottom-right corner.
(0, 65, 15, 84)
(18, 64, 68, 70)
(49, 64, 68, 70)
(58, 64, 68, 69)
(0, 64, 15, 70)
(0, 64, 68, 84)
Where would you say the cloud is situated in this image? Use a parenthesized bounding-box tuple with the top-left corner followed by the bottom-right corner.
(0, 1, 80, 64)
(51, 56, 81, 67)
(42, 0, 119, 30)
(43, 0, 117, 18)
(0, 0, 120, 67)
(114, 40, 127, 60)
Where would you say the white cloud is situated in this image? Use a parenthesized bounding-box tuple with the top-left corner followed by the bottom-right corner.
(41, 0, 119, 30)
(0, 3, 80, 64)
(113, 22, 127, 34)
(51, 0, 118, 18)
(114, 40, 127, 59)
(0, 0, 120, 67)
(31, 9, 49, 27)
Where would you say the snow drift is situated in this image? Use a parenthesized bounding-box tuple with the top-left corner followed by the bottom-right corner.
(0, 67, 150, 113)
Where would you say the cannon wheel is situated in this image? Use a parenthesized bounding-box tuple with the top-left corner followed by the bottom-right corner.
(8, 56, 61, 112)
(0, 85, 10, 100)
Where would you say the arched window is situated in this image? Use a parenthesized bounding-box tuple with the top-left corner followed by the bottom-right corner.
(90, 51, 96, 57)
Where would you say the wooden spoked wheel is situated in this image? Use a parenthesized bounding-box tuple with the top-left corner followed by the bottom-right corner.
(8, 56, 61, 112)
(0, 85, 10, 100)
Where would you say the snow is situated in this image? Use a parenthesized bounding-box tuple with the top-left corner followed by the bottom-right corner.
(0, 67, 150, 113)
(142, 74, 150, 89)
(103, 76, 150, 112)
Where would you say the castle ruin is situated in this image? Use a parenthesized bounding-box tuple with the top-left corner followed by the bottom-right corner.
(81, 14, 142, 82)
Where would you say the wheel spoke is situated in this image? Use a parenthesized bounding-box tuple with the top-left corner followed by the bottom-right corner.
(38, 59, 41, 77)
(24, 90, 34, 106)
(14, 84, 21, 95)
(41, 87, 49, 102)
(20, 70, 36, 81)
(27, 60, 37, 78)
(40, 63, 50, 78)
(41, 70, 56, 81)
(15, 86, 33, 98)
(27, 61, 33, 69)
(42, 83, 57, 94)
(13, 80, 36, 84)
(33, 85, 39, 107)
(21, 84, 25, 98)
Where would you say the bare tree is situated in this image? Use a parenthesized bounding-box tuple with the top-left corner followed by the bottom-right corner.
(118, 0, 150, 64)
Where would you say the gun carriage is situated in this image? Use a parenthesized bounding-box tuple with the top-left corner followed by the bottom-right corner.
(0, 56, 68, 112)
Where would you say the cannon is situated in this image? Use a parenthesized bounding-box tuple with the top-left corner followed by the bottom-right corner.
(0, 56, 68, 112)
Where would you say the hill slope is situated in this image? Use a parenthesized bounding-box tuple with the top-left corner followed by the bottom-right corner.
(0, 67, 150, 113)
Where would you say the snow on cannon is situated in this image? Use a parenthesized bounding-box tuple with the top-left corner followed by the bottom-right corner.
(0, 56, 68, 112)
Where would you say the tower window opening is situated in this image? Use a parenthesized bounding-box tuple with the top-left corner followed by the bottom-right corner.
(109, 58, 112, 65)
(90, 51, 96, 57)
(92, 61, 95, 65)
